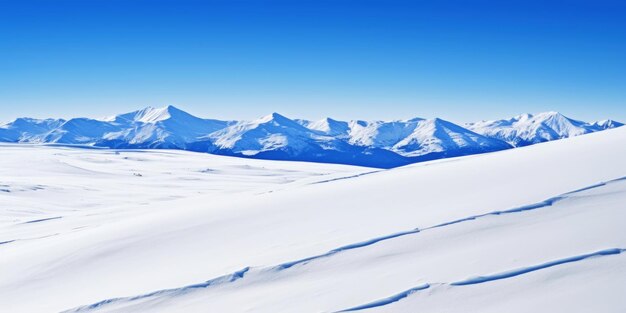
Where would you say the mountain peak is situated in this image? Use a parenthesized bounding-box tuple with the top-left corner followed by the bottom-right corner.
(161, 104, 189, 114)
(137, 105, 176, 123)
(406, 117, 425, 123)
(536, 111, 566, 119)
(110, 105, 195, 124)
(305, 117, 350, 136)
(511, 112, 565, 121)
(592, 119, 624, 129)
(422, 117, 457, 128)
(258, 112, 295, 125)
(513, 113, 533, 121)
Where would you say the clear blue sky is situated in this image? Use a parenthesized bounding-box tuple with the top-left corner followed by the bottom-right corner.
(1, 0, 624, 123)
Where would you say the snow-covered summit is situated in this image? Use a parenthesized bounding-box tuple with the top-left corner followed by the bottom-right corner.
(300, 117, 351, 137)
(208, 112, 319, 155)
(347, 118, 424, 148)
(591, 119, 624, 130)
(110, 105, 185, 123)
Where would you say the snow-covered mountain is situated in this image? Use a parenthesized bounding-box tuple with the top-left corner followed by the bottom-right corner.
(591, 119, 624, 130)
(297, 117, 351, 137)
(101, 105, 232, 149)
(0, 106, 620, 167)
(208, 113, 328, 155)
(56, 106, 232, 148)
(465, 111, 621, 147)
(346, 118, 424, 148)
(390, 118, 512, 158)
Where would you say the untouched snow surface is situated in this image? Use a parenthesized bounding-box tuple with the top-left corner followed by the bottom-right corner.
(0, 127, 625, 312)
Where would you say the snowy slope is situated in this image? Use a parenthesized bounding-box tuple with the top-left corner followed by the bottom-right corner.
(466, 111, 621, 146)
(1, 106, 619, 168)
(0, 126, 624, 312)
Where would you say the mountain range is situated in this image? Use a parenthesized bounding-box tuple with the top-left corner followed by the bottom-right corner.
(0, 105, 621, 168)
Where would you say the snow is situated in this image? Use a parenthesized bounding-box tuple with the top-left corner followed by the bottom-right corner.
(0, 126, 624, 312)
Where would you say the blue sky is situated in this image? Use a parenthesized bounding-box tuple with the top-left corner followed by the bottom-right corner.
(1, 0, 624, 123)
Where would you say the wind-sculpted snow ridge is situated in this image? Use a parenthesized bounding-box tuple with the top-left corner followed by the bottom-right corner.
(450, 248, 625, 286)
(21, 216, 62, 224)
(308, 170, 383, 185)
(336, 284, 432, 312)
(336, 249, 625, 312)
(423, 176, 626, 229)
(1, 106, 620, 168)
(275, 228, 422, 270)
(285, 176, 625, 270)
(63, 176, 625, 312)
(64, 267, 250, 313)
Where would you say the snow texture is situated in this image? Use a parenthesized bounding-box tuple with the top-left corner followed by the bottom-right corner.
(0, 126, 624, 312)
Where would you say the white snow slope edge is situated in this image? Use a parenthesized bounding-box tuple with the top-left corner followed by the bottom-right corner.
(0, 127, 625, 313)
(0, 106, 621, 168)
